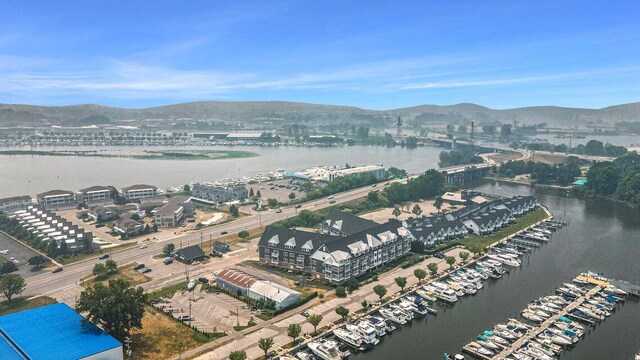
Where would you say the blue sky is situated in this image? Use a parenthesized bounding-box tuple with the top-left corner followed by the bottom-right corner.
(1, 0, 639, 109)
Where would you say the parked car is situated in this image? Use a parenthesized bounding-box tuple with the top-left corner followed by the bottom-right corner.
(140, 267, 152, 273)
(187, 279, 196, 291)
(95, 223, 106, 228)
(177, 315, 192, 321)
(220, 231, 228, 235)
(295, 204, 302, 208)
(198, 277, 209, 283)
(275, 209, 282, 213)
(133, 262, 145, 270)
(52, 266, 63, 273)
(299, 311, 310, 317)
(163, 257, 173, 265)
(98, 254, 110, 260)
(211, 251, 223, 258)
(139, 244, 147, 249)
(434, 252, 445, 259)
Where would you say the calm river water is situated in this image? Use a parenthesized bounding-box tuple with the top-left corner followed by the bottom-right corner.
(353, 181, 640, 360)
(0, 145, 441, 198)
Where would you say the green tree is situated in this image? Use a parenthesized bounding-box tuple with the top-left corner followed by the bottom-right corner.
(249, 187, 255, 197)
(0, 262, 18, 275)
(163, 243, 175, 256)
(501, 124, 512, 137)
(411, 204, 422, 216)
(336, 306, 349, 321)
(256, 190, 262, 198)
(427, 262, 439, 276)
(482, 125, 496, 135)
(104, 259, 118, 274)
(92, 263, 107, 277)
(288, 192, 296, 200)
(335, 286, 347, 298)
(445, 256, 456, 269)
(373, 284, 387, 300)
(413, 268, 427, 284)
(361, 300, 368, 309)
(287, 323, 302, 345)
(267, 198, 278, 208)
(0, 274, 25, 303)
(394, 276, 407, 292)
(76, 279, 147, 341)
(229, 204, 239, 217)
(459, 251, 470, 263)
(392, 207, 401, 219)
(434, 196, 444, 213)
(183, 184, 191, 194)
(238, 230, 250, 242)
(228, 350, 247, 360)
(27, 255, 48, 268)
(387, 167, 408, 179)
(587, 161, 621, 196)
(307, 314, 323, 334)
(258, 337, 274, 358)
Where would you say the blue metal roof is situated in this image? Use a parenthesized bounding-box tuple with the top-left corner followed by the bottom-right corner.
(0, 303, 122, 360)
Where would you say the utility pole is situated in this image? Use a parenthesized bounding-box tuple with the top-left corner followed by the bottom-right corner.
(200, 231, 203, 249)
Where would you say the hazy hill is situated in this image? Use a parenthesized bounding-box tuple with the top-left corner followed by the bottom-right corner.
(0, 101, 638, 128)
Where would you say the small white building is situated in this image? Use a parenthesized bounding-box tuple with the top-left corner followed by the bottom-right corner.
(328, 165, 385, 181)
(78, 185, 113, 204)
(121, 184, 158, 201)
(36, 190, 76, 208)
(0, 195, 32, 213)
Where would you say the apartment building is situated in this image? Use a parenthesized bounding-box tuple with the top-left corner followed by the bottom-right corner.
(77, 185, 113, 204)
(36, 190, 77, 209)
(121, 184, 158, 201)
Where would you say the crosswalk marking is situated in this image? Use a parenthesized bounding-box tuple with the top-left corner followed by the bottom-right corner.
(42, 283, 77, 296)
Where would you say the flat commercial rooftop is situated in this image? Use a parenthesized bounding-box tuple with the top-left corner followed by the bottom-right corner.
(0, 303, 122, 360)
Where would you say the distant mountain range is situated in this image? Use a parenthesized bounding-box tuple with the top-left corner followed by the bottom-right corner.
(0, 101, 638, 128)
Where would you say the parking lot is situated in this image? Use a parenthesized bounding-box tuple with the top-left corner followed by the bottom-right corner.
(156, 285, 257, 333)
(0, 232, 46, 278)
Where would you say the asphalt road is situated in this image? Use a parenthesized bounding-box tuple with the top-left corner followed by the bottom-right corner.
(21, 180, 391, 297)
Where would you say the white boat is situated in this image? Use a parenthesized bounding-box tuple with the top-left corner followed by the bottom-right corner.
(487, 254, 520, 267)
(296, 351, 316, 360)
(464, 341, 494, 357)
(416, 288, 437, 302)
(435, 288, 459, 303)
(604, 285, 628, 296)
(389, 302, 415, 320)
(366, 316, 387, 337)
(521, 311, 543, 322)
(333, 328, 366, 350)
(347, 321, 379, 346)
(307, 340, 343, 360)
(378, 308, 407, 325)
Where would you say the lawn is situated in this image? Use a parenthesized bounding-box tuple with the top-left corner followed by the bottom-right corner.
(129, 306, 225, 360)
(147, 280, 189, 302)
(84, 264, 151, 287)
(0, 296, 57, 316)
(460, 207, 550, 251)
(425, 206, 550, 254)
(0, 255, 6, 265)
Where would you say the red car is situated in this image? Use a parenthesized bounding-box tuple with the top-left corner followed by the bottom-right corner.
(52, 266, 63, 273)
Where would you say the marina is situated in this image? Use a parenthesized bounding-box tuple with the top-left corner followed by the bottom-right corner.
(348, 182, 640, 360)
(285, 216, 566, 360)
(459, 272, 633, 360)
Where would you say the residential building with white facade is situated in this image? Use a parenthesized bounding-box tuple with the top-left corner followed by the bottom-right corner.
(78, 185, 113, 204)
(0, 195, 32, 214)
(121, 184, 158, 201)
(191, 183, 248, 203)
(36, 190, 77, 209)
(328, 165, 386, 181)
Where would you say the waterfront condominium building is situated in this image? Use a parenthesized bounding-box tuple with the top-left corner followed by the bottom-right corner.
(36, 190, 77, 209)
(121, 184, 158, 201)
(151, 197, 192, 227)
(77, 185, 114, 204)
(191, 183, 248, 203)
(258, 211, 413, 284)
(0, 195, 32, 214)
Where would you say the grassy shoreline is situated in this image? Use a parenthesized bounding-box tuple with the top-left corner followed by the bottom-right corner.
(0, 149, 258, 160)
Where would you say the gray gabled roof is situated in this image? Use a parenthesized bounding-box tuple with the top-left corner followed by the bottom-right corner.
(259, 226, 339, 253)
(322, 209, 379, 235)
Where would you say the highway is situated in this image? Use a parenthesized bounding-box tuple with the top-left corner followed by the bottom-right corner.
(21, 180, 391, 298)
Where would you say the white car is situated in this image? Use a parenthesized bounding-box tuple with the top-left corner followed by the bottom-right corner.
(139, 244, 148, 249)
(187, 279, 196, 291)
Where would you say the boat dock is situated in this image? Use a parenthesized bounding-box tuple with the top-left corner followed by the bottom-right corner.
(609, 279, 640, 297)
(492, 285, 604, 359)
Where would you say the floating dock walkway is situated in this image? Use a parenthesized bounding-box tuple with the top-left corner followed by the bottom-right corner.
(492, 285, 603, 359)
